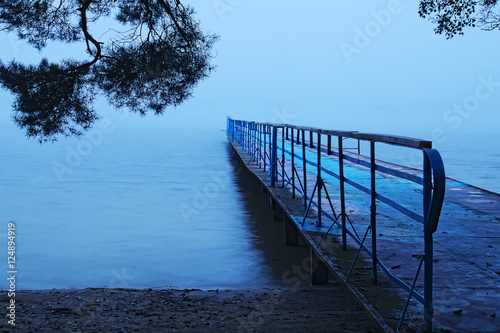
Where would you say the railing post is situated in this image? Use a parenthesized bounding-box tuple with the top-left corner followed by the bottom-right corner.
(244, 122, 248, 151)
(263, 125, 267, 172)
(252, 123, 256, 161)
(268, 126, 273, 172)
(302, 130, 308, 209)
(242, 122, 246, 149)
(257, 124, 262, 168)
(291, 128, 296, 198)
(238, 122, 245, 148)
(317, 132, 322, 227)
(338, 136, 347, 250)
(309, 131, 314, 148)
(236, 121, 240, 144)
(327, 135, 332, 155)
(240, 121, 243, 144)
(249, 123, 251, 153)
(254, 123, 257, 162)
(233, 120, 236, 142)
(424, 230, 433, 331)
(421, 148, 445, 333)
(262, 124, 265, 168)
(249, 122, 253, 160)
(271, 126, 278, 187)
(370, 141, 377, 284)
(282, 127, 285, 187)
(423, 151, 433, 333)
(252, 123, 255, 159)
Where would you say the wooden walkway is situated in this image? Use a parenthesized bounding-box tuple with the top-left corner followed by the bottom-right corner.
(228, 130, 500, 333)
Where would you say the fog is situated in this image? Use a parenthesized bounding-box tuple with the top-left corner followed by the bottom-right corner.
(1, 0, 499, 141)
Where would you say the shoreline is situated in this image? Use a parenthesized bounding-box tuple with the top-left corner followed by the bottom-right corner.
(1, 284, 378, 332)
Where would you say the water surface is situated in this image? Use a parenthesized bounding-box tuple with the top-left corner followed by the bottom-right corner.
(0, 127, 309, 290)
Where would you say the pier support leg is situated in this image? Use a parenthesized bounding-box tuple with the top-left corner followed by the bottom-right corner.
(272, 199, 284, 222)
(284, 215, 299, 246)
(311, 248, 329, 285)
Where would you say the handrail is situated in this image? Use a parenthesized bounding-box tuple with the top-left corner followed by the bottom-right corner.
(226, 118, 446, 333)
(423, 148, 446, 234)
(421, 148, 446, 332)
(229, 119, 432, 149)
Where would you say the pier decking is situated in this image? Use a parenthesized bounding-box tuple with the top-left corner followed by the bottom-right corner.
(226, 118, 500, 332)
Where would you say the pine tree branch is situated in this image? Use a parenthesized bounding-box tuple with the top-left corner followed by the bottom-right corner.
(76, 0, 101, 69)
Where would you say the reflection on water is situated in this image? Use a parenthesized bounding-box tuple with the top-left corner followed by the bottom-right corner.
(226, 142, 311, 287)
(0, 129, 310, 290)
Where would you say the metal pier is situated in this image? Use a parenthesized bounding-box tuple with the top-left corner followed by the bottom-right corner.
(226, 118, 500, 333)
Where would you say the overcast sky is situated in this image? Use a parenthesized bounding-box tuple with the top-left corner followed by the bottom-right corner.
(1, 0, 499, 142)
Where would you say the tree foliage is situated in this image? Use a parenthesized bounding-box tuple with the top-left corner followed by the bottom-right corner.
(0, 0, 218, 142)
(419, 0, 500, 38)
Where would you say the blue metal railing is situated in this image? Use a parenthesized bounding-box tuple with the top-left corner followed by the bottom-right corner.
(227, 118, 446, 332)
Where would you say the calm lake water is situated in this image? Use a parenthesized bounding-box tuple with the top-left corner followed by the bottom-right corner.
(0, 124, 311, 290)
(0, 122, 498, 291)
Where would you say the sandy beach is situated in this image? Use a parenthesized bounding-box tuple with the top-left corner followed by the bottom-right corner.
(1, 284, 378, 332)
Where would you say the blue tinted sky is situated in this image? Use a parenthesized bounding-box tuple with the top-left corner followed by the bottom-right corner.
(1, 0, 499, 141)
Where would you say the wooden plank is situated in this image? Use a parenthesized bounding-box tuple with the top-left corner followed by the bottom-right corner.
(351, 132, 432, 149)
(320, 129, 359, 137)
